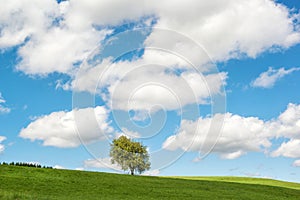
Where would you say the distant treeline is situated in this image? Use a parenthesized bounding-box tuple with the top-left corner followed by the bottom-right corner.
(1, 162, 53, 169)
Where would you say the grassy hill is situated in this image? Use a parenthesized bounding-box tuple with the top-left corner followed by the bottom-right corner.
(170, 176, 300, 190)
(1, 165, 300, 200)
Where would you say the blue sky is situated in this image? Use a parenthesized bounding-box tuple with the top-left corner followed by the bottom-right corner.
(1, 0, 300, 182)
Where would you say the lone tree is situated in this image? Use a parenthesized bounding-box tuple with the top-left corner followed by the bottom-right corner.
(110, 136, 150, 175)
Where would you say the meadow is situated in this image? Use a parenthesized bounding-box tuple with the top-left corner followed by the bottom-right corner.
(1, 165, 300, 200)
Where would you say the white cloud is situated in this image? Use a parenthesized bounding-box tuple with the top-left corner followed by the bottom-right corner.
(0, 0, 150, 76)
(252, 67, 300, 88)
(0, 93, 11, 114)
(269, 104, 300, 164)
(118, 128, 141, 139)
(17, 27, 111, 75)
(163, 113, 272, 159)
(84, 157, 121, 171)
(148, 0, 300, 62)
(2, 1, 300, 164)
(0, 0, 59, 48)
(271, 139, 300, 158)
(62, 0, 299, 114)
(0, 0, 113, 75)
(55, 79, 71, 90)
(1, 0, 299, 76)
(71, 53, 227, 112)
(71, 51, 203, 94)
(63, 0, 152, 28)
(275, 103, 300, 139)
(163, 103, 300, 160)
(0, 136, 6, 153)
(293, 160, 300, 167)
(19, 106, 113, 148)
(143, 169, 160, 176)
(53, 165, 65, 169)
(108, 70, 227, 111)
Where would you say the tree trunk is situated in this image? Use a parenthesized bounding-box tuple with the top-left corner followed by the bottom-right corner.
(130, 169, 134, 175)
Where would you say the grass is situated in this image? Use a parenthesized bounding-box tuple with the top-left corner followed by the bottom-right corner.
(169, 176, 300, 190)
(1, 165, 300, 200)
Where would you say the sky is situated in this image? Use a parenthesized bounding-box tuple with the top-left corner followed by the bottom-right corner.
(1, 0, 300, 182)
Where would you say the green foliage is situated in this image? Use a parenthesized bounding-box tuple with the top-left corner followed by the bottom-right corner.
(110, 136, 150, 175)
(1, 165, 300, 200)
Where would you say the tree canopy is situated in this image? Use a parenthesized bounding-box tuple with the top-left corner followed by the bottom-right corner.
(110, 136, 150, 175)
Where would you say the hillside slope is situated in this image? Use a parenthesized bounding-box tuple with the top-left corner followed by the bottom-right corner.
(170, 176, 300, 190)
(1, 165, 300, 200)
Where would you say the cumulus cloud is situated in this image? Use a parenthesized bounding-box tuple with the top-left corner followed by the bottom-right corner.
(271, 139, 300, 158)
(148, 0, 300, 61)
(0, 0, 59, 48)
(19, 106, 113, 148)
(163, 113, 272, 159)
(1, 0, 299, 118)
(1, 0, 299, 76)
(84, 157, 121, 171)
(108, 69, 227, 112)
(0, 0, 113, 75)
(71, 52, 227, 112)
(0, 136, 7, 153)
(275, 103, 300, 139)
(2, 0, 300, 165)
(17, 27, 111, 75)
(63, 0, 152, 27)
(252, 67, 300, 88)
(0, 93, 11, 114)
(163, 103, 300, 160)
(270, 104, 300, 162)
(61, 0, 300, 115)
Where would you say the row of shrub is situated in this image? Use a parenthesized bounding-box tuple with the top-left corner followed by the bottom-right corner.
(1, 162, 53, 169)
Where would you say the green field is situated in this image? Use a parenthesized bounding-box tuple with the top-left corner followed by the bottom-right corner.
(1, 165, 300, 200)
(169, 176, 300, 190)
